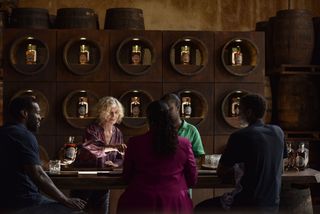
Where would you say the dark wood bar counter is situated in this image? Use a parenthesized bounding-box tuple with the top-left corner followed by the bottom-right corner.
(49, 168, 320, 190)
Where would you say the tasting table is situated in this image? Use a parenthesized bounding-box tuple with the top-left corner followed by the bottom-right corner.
(49, 168, 320, 190)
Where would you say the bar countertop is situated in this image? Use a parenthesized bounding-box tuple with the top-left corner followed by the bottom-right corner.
(49, 168, 320, 190)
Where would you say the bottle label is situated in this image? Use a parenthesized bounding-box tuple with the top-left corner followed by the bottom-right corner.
(132, 105, 140, 117)
(184, 105, 192, 117)
(78, 105, 87, 118)
(181, 52, 190, 64)
(296, 156, 305, 168)
(26, 50, 37, 64)
(235, 53, 243, 66)
(65, 147, 76, 160)
(79, 52, 89, 64)
(131, 53, 141, 65)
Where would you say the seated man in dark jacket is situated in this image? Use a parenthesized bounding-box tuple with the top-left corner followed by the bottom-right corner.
(195, 93, 287, 213)
(0, 96, 86, 214)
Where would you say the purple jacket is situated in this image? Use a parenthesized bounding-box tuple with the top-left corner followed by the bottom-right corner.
(74, 122, 124, 168)
(117, 131, 197, 214)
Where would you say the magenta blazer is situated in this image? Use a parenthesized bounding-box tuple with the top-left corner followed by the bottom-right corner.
(117, 131, 197, 214)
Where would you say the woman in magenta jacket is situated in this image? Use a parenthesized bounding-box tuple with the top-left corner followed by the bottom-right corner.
(117, 100, 198, 214)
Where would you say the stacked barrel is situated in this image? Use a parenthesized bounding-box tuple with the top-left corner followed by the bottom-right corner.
(256, 9, 320, 132)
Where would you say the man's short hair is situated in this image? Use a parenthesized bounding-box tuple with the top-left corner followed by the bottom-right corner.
(160, 93, 181, 108)
(9, 96, 37, 120)
(240, 93, 266, 119)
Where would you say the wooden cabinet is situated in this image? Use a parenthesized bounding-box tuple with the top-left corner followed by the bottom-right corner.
(109, 30, 162, 82)
(163, 31, 214, 82)
(1, 29, 265, 160)
(57, 29, 109, 82)
(3, 29, 56, 82)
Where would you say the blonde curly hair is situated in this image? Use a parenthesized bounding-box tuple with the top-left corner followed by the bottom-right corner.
(95, 96, 124, 124)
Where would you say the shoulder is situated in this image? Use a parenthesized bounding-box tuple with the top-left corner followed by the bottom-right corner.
(180, 120, 200, 135)
(177, 136, 192, 149)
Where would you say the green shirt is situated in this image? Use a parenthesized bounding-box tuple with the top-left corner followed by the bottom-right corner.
(178, 120, 205, 157)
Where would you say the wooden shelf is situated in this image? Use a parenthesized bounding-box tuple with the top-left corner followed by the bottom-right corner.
(284, 131, 320, 141)
(65, 117, 96, 129)
(183, 117, 205, 127)
(122, 116, 148, 128)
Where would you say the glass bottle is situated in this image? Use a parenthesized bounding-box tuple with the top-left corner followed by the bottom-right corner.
(180, 45, 190, 65)
(230, 96, 240, 117)
(181, 96, 192, 118)
(78, 96, 88, 118)
(79, 44, 90, 64)
(231, 46, 242, 66)
(295, 142, 308, 171)
(25, 44, 37, 64)
(130, 96, 140, 117)
(131, 45, 142, 65)
(64, 136, 77, 160)
(284, 142, 295, 171)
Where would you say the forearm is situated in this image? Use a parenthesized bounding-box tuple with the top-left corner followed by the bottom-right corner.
(38, 171, 68, 202)
(26, 165, 68, 204)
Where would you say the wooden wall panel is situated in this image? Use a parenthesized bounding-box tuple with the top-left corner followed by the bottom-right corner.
(163, 31, 214, 83)
(214, 82, 264, 134)
(3, 29, 56, 82)
(56, 82, 109, 136)
(163, 82, 214, 135)
(3, 82, 57, 135)
(56, 29, 109, 82)
(109, 30, 162, 82)
(214, 31, 265, 83)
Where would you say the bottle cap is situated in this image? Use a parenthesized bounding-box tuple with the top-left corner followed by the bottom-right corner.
(182, 96, 191, 103)
(131, 96, 140, 102)
(181, 45, 190, 52)
(132, 45, 141, 52)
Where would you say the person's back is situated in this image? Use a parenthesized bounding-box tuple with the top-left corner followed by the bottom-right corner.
(117, 100, 197, 214)
(227, 121, 284, 207)
(195, 93, 286, 213)
(122, 133, 196, 192)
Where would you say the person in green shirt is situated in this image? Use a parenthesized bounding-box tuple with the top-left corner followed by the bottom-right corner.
(161, 93, 205, 165)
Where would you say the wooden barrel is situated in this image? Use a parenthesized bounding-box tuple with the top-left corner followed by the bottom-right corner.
(273, 10, 314, 66)
(104, 8, 145, 30)
(276, 76, 320, 130)
(280, 184, 313, 214)
(56, 8, 98, 29)
(255, 17, 276, 72)
(10, 8, 49, 29)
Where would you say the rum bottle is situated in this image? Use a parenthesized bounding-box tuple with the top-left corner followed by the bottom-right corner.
(181, 97, 192, 118)
(295, 142, 308, 171)
(25, 44, 37, 64)
(284, 143, 295, 171)
(130, 96, 140, 117)
(79, 44, 90, 64)
(229, 96, 240, 117)
(64, 136, 77, 160)
(131, 45, 142, 65)
(180, 45, 190, 65)
(231, 46, 242, 66)
(78, 96, 88, 118)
